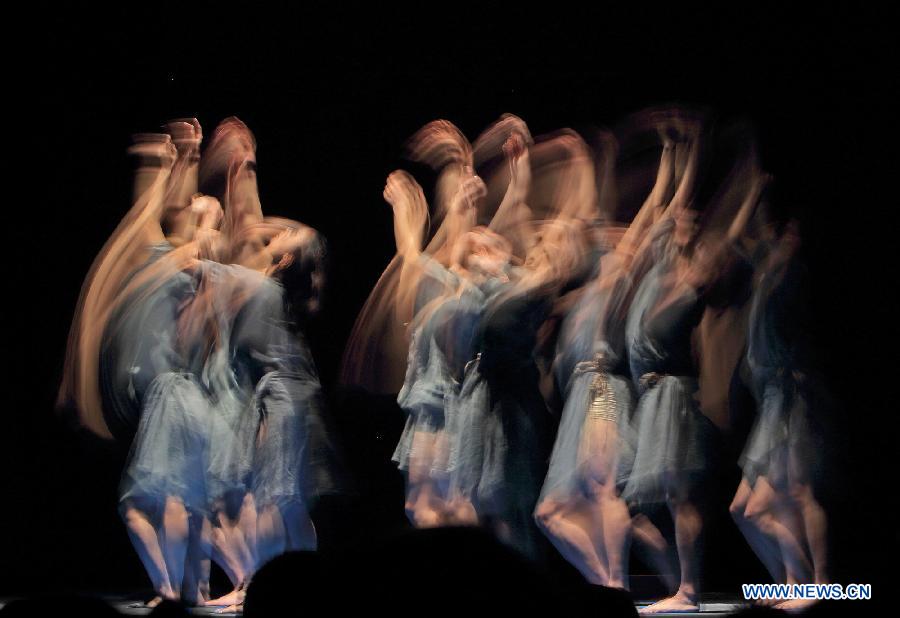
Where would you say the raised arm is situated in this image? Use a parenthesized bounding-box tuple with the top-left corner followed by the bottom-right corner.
(383, 170, 429, 262)
(488, 132, 532, 244)
(726, 168, 770, 257)
(662, 118, 702, 219)
(160, 118, 203, 245)
(613, 134, 676, 263)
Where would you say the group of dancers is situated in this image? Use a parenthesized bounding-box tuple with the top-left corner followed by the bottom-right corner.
(343, 111, 830, 613)
(58, 108, 832, 614)
(59, 118, 339, 611)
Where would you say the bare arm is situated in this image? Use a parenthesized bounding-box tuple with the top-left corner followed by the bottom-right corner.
(726, 170, 769, 257)
(613, 138, 676, 264)
(384, 171, 429, 262)
(664, 135, 700, 218)
(488, 133, 532, 249)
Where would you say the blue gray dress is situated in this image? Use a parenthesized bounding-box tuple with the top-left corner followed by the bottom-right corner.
(248, 307, 341, 510)
(114, 246, 211, 514)
(101, 242, 191, 443)
(739, 248, 814, 490)
(539, 272, 636, 503)
(427, 280, 488, 483)
(392, 258, 460, 471)
(201, 262, 263, 509)
(449, 281, 554, 560)
(621, 225, 716, 506)
(212, 252, 342, 512)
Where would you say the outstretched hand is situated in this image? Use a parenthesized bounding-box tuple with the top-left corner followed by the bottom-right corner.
(384, 171, 428, 256)
(164, 118, 203, 153)
(453, 171, 487, 214)
(503, 133, 531, 189)
(128, 133, 178, 170)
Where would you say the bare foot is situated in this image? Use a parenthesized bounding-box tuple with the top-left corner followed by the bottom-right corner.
(639, 591, 699, 614)
(145, 596, 163, 608)
(775, 598, 818, 613)
(216, 602, 244, 614)
(206, 588, 245, 607)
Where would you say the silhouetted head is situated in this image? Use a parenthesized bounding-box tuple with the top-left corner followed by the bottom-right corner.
(244, 551, 326, 617)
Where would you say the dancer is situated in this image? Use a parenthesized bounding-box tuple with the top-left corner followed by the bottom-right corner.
(619, 119, 714, 614)
(728, 181, 829, 611)
(388, 120, 491, 527)
(448, 130, 594, 560)
(385, 158, 490, 526)
(197, 117, 343, 610)
(534, 122, 681, 589)
(59, 119, 219, 607)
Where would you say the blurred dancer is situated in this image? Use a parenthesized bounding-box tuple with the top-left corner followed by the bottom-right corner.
(390, 121, 485, 528)
(193, 119, 263, 606)
(198, 118, 342, 610)
(341, 120, 477, 396)
(240, 221, 334, 565)
(535, 124, 679, 589)
(191, 221, 332, 612)
(59, 119, 218, 607)
(728, 183, 829, 611)
(619, 118, 717, 614)
(386, 165, 496, 526)
(448, 129, 592, 560)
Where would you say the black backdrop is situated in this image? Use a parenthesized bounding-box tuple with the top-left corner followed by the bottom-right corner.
(3, 4, 896, 598)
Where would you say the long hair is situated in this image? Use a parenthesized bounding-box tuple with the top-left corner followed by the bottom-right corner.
(57, 165, 173, 439)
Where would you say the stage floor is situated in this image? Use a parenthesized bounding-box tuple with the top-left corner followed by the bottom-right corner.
(1, 596, 749, 616)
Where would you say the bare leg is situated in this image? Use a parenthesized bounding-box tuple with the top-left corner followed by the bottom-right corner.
(639, 498, 702, 614)
(535, 497, 609, 585)
(777, 482, 829, 613)
(161, 497, 190, 600)
(121, 500, 176, 601)
(239, 492, 259, 572)
(256, 503, 287, 569)
(209, 525, 243, 588)
(198, 515, 212, 601)
(631, 513, 679, 593)
(223, 509, 254, 582)
(791, 482, 828, 584)
(182, 511, 211, 605)
(730, 478, 785, 584)
(206, 506, 248, 607)
(598, 484, 631, 589)
(585, 419, 631, 589)
(213, 505, 256, 588)
(746, 477, 812, 585)
(408, 431, 444, 527)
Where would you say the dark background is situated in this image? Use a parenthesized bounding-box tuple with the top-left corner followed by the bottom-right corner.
(3, 4, 896, 598)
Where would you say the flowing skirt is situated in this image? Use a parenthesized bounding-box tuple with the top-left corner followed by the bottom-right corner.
(393, 335, 451, 472)
(448, 359, 550, 559)
(740, 371, 820, 491)
(539, 370, 635, 503)
(206, 384, 256, 508)
(252, 370, 343, 508)
(119, 372, 211, 514)
(620, 375, 716, 505)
